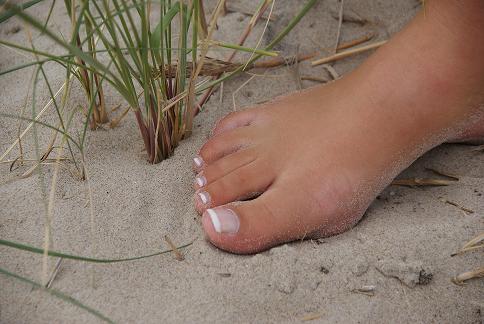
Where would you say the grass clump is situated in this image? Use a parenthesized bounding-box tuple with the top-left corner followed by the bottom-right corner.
(64, 0, 109, 130)
(2, 0, 318, 164)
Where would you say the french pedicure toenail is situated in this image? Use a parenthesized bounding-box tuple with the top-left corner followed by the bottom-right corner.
(193, 156, 204, 168)
(195, 174, 207, 187)
(197, 191, 211, 206)
(207, 208, 240, 234)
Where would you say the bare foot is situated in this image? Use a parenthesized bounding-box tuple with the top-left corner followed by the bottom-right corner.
(193, 1, 484, 253)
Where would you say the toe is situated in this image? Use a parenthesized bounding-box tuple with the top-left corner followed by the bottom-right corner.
(211, 108, 258, 136)
(194, 158, 274, 214)
(193, 148, 258, 190)
(194, 126, 255, 171)
(201, 187, 317, 254)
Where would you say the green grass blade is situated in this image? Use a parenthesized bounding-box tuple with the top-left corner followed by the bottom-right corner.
(264, 0, 318, 51)
(197, 0, 318, 93)
(0, 0, 44, 23)
(191, 0, 199, 64)
(4, 3, 131, 100)
(177, 1, 188, 94)
(0, 267, 114, 323)
(212, 41, 278, 56)
(150, 2, 182, 55)
(0, 57, 69, 76)
(0, 40, 90, 71)
(41, 0, 56, 33)
(0, 238, 193, 263)
(0, 113, 81, 150)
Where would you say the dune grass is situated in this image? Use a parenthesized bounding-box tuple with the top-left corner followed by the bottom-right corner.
(0, 238, 193, 263)
(1, 0, 318, 164)
(64, 0, 109, 130)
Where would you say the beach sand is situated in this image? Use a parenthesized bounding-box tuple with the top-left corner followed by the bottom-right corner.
(1, 0, 483, 323)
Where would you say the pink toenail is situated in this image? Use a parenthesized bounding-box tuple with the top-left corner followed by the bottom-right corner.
(195, 174, 207, 187)
(207, 208, 240, 234)
(193, 156, 204, 168)
(197, 191, 211, 206)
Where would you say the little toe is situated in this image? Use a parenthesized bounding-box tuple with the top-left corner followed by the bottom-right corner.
(211, 108, 258, 137)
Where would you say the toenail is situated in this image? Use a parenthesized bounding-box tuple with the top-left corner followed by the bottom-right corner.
(193, 156, 204, 168)
(197, 191, 211, 206)
(195, 174, 207, 187)
(206, 208, 240, 234)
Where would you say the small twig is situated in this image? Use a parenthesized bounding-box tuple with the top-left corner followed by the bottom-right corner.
(337, 33, 375, 51)
(333, 0, 344, 53)
(351, 285, 376, 296)
(451, 233, 484, 256)
(425, 167, 459, 181)
(45, 258, 63, 288)
(300, 75, 329, 83)
(217, 272, 231, 277)
(301, 313, 323, 321)
(164, 235, 184, 261)
(439, 198, 474, 214)
(253, 52, 317, 69)
(322, 64, 340, 80)
(311, 40, 387, 66)
(452, 267, 484, 285)
(391, 178, 454, 187)
(219, 81, 224, 105)
(451, 246, 484, 256)
(9, 156, 22, 172)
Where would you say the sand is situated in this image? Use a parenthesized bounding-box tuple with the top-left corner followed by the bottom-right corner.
(1, 0, 483, 323)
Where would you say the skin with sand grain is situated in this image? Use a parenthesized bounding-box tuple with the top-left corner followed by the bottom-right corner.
(192, 0, 484, 254)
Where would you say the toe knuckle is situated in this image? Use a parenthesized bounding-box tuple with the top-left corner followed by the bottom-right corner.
(213, 112, 237, 130)
(207, 181, 227, 200)
(200, 137, 222, 158)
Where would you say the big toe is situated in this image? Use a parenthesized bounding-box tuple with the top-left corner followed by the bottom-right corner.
(201, 187, 320, 254)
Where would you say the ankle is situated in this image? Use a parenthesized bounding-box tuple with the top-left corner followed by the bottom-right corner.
(352, 3, 484, 133)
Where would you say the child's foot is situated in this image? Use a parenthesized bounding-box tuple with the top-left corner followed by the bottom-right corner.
(193, 1, 484, 253)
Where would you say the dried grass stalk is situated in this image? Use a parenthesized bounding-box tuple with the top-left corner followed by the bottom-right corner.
(391, 178, 455, 187)
(311, 40, 387, 66)
(452, 267, 484, 285)
(452, 233, 484, 256)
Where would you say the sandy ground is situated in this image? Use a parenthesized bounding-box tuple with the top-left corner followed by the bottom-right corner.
(1, 0, 483, 323)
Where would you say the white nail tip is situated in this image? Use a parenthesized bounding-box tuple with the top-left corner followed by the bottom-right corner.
(198, 192, 209, 204)
(206, 208, 240, 234)
(207, 209, 222, 233)
(195, 176, 206, 187)
(193, 156, 204, 167)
